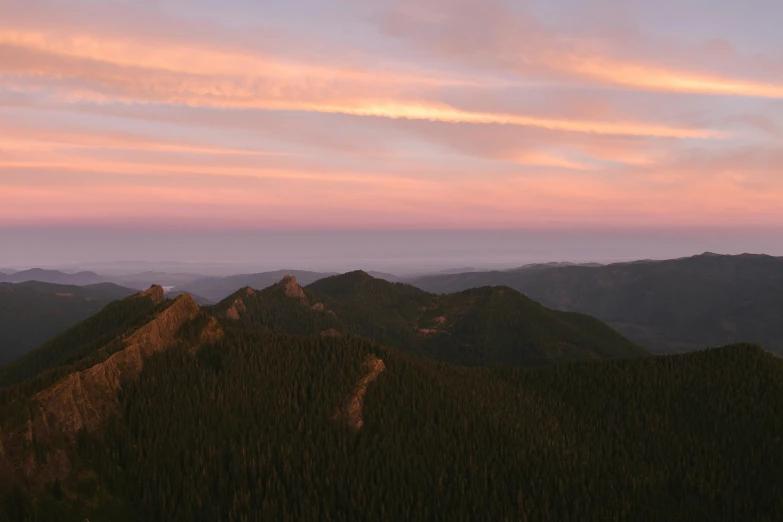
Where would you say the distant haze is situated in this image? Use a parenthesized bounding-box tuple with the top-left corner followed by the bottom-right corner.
(3, 227, 782, 275)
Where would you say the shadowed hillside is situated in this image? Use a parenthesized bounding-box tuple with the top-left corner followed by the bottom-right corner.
(0, 285, 170, 389)
(0, 281, 136, 364)
(411, 253, 783, 354)
(0, 288, 779, 520)
(209, 271, 645, 366)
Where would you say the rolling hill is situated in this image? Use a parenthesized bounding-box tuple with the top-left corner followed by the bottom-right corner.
(410, 253, 783, 354)
(0, 281, 136, 365)
(0, 280, 779, 520)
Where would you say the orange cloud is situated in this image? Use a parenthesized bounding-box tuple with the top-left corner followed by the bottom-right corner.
(374, 0, 783, 99)
(0, 31, 722, 138)
(571, 59, 783, 99)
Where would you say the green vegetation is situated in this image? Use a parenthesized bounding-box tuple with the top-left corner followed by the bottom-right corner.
(411, 253, 783, 354)
(3, 335, 782, 521)
(0, 281, 135, 365)
(1, 274, 780, 520)
(0, 290, 168, 396)
(304, 271, 645, 364)
(209, 271, 647, 365)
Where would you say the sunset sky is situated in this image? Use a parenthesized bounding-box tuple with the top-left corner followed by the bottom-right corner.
(2, 0, 783, 266)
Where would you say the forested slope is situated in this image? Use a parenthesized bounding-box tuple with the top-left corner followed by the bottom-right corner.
(410, 253, 783, 354)
(0, 276, 780, 520)
(240, 271, 645, 365)
(0, 285, 169, 391)
(0, 281, 135, 364)
(2, 334, 781, 521)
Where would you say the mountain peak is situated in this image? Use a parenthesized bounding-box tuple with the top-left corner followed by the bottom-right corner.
(137, 284, 166, 304)
(279, 274, 305, 299)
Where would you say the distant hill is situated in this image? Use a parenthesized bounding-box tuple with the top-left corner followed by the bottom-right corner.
(0, 283, 779, 519)
(0, 269, 107, 286)
(506, 261, 604, 272)
(0, 281, 136, 365)
(212, 271, 645, 365)
(366, 270, 405, 282)
(171, 269, 335, 302)
(107, 271, 206, 291)
(411, 253, 783, 354)
(165, 290, 212, 306)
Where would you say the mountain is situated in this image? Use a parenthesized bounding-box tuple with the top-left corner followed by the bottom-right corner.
(0, 284, 779, 520)
(107, 271, 207, 291)
(506, 261, 604, 271)
(411, 253, 783, 354)
(165, 289, 212, 306)
(0, 269, 107, 286)
(170, 269, 335, 303)
(0, 281, 136, 365)
(366, 270, 405, 282)
(205, 272, 644, 366)
(0, 285, 171, 389)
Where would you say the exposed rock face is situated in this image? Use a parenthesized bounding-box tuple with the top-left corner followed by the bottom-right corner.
(311, 302, 326, 311)
(280, 275, 306, 299)
(137, 284, 166, 304)
(226, 298, 246, 320)
(0, 294, 199, 484)
(337, 355, 385, 430)
(199, 317, 224, 344)
(31, 294, 200, 438)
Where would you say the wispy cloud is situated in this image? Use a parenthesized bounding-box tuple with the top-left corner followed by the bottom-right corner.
(0, 0, 780, 230)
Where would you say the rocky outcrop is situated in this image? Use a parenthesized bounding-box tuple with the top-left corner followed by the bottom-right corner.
(0, 294, 200, 487)
(226, 297, 246, 320)
(136, 284, 166, 304)
(199, 317, 224, 344)
(336, 355, 385, 430)
(280, 275, 306, 299)
(30, 294, 200, 439)
(312, 302, 326, 311)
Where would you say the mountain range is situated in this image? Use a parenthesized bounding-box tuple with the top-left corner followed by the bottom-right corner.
(411, 253, 783, 354)
(0, 269, 106, 286)
(0, 277, 780, 520)
(3, 253, 783, 364)
(210, 271, 645, 366)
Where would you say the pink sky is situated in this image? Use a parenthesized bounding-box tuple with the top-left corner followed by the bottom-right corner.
(1, 0, 782, 231)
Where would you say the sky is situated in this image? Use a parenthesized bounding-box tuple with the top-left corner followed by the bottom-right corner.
(1, 0, 783, 267)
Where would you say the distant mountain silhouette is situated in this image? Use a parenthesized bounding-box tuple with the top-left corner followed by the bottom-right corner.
(411, 253, 783, 353)
(0, 268, 107, 286)
(366, 270, 405, 282)
(106, 271, 207, 291)
(505, 261, 604, 272)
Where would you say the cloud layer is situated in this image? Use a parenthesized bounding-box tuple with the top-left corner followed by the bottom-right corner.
(1, 0, 781, 229)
